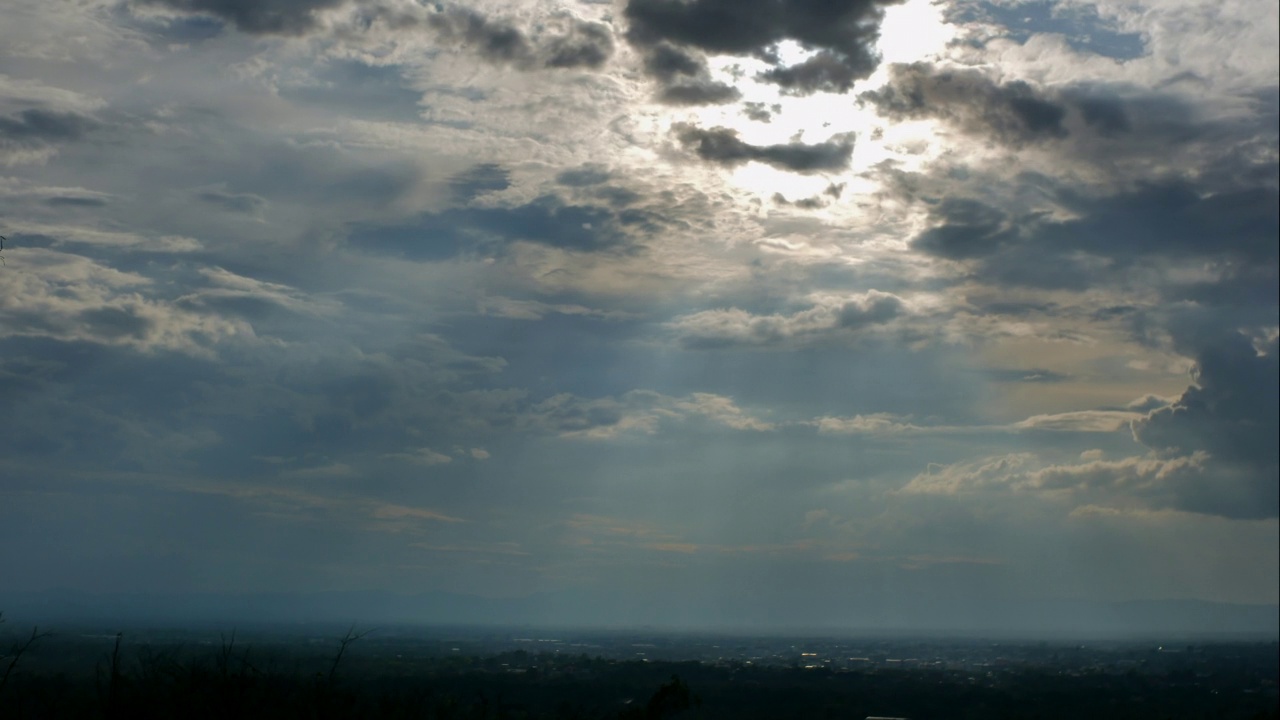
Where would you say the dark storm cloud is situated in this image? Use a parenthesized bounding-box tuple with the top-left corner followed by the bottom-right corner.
(911, 198, 1019, 260)
(866, 63, 1265, 152)
(760, 50, 864, 95)
(643, 42, 705, 80)
(427, 7, 615, 70)
(909, 176, 1279, 296)
(1129, 332, 1279, 519)
(137, 0, 345, 35)
(541, 18, 616, 69)
(639, 43, 741, 105)
(674, 124, 854, 173)
(426, 8, 531, 64)
(624, 0, 896, 95)
(861, 63, 1071, 144)
(1044, 182, 1278, 263)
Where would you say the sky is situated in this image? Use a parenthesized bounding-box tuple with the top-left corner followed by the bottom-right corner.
(0, 0, 1276, 631)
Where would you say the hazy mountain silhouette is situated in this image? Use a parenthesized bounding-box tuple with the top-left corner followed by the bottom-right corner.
(2, 589, 1275, 638)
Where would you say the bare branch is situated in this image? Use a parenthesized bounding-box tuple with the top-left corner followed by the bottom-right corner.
(326, 625, 373, 685)
(0, 621, 52, 697)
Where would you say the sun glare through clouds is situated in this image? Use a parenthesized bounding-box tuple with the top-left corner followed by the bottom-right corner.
(673, 0, 955, 205)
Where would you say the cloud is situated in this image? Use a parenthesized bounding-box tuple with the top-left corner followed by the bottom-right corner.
(742, 101, 779, 123)
(907, 178, 1278, 296)
(1012, 410, 1141, 433)
(1126, 394, 1176, 413)
(760, 51, 865, 95)
(987, 368, 1071, 384)
(174, 267, 339, 320)
(349, 195, 645, 258)
(448, 164, 511, 203)
(861, 63, 1071, 144)
(527, 390, 773, 439)
(0, 76, 104, 164)
(809, 409, 1142, 437)
(624, 0, 897, 95)
(638, 42, 741, 105)
(902, 453, 1038, 495)
(903, 345, 1278, 521)
(555, 165, 612, 187)
(669, 291, 906, 349)
(812, 413, 921, 434)
(382, 448, 453, 466)
(0, 250, 249, 355)
(673, 123, 854, 173)
(426, 7, 614, 70)
(1131, 331, 1278, 517)
(657, 80, 742, 106)
(136, 0, 346, 36)
(7, 224, 201, 252)
(197, 188, 267, 215)
(0, 108, 98, 142)
(900, 451, 1213, 508)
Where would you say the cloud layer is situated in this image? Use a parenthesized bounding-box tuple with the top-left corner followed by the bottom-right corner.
(0, 0, 1274, 624)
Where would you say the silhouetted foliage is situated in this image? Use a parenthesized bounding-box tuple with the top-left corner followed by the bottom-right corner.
(0, 618, 1275, 719)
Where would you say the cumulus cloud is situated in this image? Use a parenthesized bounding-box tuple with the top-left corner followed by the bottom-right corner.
(669, 291, 906, 349)
(1131, 332, 1278, 517)
(673, 124, 854, 173)
(903, 335, 1278, 521)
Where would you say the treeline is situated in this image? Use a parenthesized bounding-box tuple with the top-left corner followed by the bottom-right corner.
(1, 618, 1277, 719)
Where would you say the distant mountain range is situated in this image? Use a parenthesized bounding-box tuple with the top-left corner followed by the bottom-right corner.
(1, 589, 1275, 639)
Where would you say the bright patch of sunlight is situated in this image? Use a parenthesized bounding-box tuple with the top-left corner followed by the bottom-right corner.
(662, 0, 955, 204)
(877, 0, 955, 66)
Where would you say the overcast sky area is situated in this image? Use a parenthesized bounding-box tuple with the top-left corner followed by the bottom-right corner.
(0, 0, 1276, 632)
